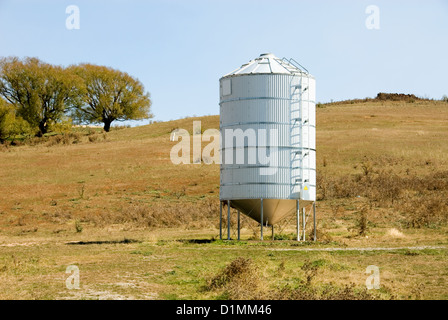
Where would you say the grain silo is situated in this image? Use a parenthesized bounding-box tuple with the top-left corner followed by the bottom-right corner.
(219, 53, 316, 241)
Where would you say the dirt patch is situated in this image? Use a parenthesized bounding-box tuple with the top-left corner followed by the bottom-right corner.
(61, 283, 158, 300)
(386, 228, 405, 238)
(0, 241, 47, 247)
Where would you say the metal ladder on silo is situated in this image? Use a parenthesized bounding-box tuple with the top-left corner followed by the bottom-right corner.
(290, 78, 303, 195)
(291, 77, 310, 196)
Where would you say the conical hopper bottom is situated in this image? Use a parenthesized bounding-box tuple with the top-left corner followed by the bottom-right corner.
(228, 199, 313, 225)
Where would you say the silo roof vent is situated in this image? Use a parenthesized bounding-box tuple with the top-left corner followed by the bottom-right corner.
(223, 53, 309, 77)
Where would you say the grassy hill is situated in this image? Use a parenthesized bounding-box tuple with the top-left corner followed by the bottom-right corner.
(1, 98, 447, 233)
(0, 98, 447, 299)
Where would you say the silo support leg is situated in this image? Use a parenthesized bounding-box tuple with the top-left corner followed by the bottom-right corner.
(227, 200, 231, 240)
(303, 207, 306, 242)
(272, 225, 274, 241)
(313, 202, 317, 242)
(219, 201, 223, 240)
(296, 201, 300, 242)
(260, 199, 263, 241)
(237, 210, 240, 241)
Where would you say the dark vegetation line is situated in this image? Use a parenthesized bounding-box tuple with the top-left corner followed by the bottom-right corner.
(317, 92, 448, 108)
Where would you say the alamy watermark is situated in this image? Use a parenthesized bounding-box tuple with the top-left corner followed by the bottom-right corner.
(66, 5, 80, 30)
(170, 121, 279, 176)
(66, 265, 80, 289)
(365, 5, 380, 30)
(365, 265, 380, 289)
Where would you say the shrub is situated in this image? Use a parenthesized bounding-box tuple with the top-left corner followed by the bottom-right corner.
(48, 117, 74, 134)
(206, 257, 265, 300)
(46, 132, 81, 146)
(376, 93, 420, 102)
(88, 135, 98, 143)
(75, 220, 83, 233)
(355, 205, 369, 236)
(0, 100, 32, 143)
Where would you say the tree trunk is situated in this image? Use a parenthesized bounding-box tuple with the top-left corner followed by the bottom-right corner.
(37, 119, 47, 137)
(103, 119, 112, 132)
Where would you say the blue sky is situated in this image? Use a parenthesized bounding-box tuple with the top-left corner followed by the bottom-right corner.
(0, 0, 447, 124)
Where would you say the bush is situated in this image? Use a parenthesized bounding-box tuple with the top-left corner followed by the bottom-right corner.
(88, 135, 98, 143)
(356, 205, 369, 236)
(46, 132, 81, 146)
(206, 257, 266, 300)
(75, 220, 83, 233)
(48, 117, 74, 134)
(376, 93, 420, 102)
(0, 100, 32, 142)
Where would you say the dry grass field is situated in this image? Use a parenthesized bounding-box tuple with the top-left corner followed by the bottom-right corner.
(0, 98, 447, 300)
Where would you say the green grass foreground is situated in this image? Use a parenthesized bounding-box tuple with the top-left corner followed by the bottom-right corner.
(0, 230, 446, 300)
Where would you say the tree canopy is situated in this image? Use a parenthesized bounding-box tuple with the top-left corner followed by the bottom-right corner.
(0, 57, 83, 136)
(70, 64, 152, 132)
(0, 56, 153, 139)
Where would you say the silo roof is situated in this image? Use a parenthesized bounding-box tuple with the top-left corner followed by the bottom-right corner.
(223, 53, 309, 77)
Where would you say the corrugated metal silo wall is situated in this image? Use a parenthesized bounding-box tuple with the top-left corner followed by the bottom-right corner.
(219, 73, 316, 202)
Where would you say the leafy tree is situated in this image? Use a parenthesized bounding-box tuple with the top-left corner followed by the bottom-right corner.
(0, 98, 13, 142)
(0, 98, 31, 142)
(70, 64, 152, 132)
(0, 57, 84, 136)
